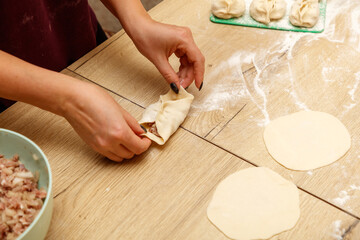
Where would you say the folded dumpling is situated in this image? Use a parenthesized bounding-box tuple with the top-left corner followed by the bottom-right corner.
(250, 0, 287, 24)
(139, 87, 194, 145)
(289, 0, 320, 28)
(211, 0, 246, 19)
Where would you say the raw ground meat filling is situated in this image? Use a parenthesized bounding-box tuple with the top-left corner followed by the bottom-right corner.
(148, 122, 161, 138)
(0, 154, 47, 240)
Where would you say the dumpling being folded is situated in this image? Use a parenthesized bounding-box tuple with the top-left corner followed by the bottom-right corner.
(250, 0, 287, 24)
(139, 87, 194, 145)
(211, 0, 246, 19)
(289, 0, 320, 28)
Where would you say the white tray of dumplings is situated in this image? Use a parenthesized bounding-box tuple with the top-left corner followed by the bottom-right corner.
(210, 0, 326, 33)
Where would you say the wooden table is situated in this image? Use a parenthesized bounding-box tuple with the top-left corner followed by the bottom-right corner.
(1, 0, 360, 239)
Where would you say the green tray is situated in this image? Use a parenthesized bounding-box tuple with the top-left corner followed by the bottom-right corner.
(210, 0, 327, 33)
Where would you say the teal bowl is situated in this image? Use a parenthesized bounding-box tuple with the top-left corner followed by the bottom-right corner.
(0, 128, 53, 240)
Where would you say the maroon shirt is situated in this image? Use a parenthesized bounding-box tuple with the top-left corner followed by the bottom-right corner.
(0, 0, 107, 111)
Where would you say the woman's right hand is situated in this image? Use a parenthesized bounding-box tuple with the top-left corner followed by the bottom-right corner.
(62, 82, 151, 162)
(0, 50, 150, 162)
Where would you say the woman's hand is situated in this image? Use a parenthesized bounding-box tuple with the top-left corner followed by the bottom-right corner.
(130, 20, 205, 90)
(63, 82, 151, 162)
(0, 50, 151, 162)
(101, 0, 205, 89)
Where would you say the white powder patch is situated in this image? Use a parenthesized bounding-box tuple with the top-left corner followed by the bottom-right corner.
(332, 182, 360, 208)
(287, 62, 310, 111)
(191, 54, 250, 114)
(350, 184, 360, 191)
(105, 187, 110, 192)
(322, 67, 336, 83)
(331, 220, 345, 240)
(251, 57, 270, 126)
(348, 72, 360, 102)
(340, 71, 360, 117)
(333, 190, 350, 206)
(307, 171, 313, 176)
(191, 51, 273, 125)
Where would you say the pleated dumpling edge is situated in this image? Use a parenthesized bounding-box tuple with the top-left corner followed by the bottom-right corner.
(139, 87, 194, 145)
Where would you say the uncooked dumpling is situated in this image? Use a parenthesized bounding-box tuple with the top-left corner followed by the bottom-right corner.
(263, 111, 351, 171)
(139, 87, 194, 145)
(211, 0, 246, 19)
(207, 167, 300, 240)
(250, 0, 287, 24)
(289, 0, 320, 28)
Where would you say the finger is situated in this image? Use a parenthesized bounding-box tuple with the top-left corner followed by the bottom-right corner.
(123, 129, 152, 155)
(116, 108, 151, 154)
(111, 145, 134, 160)
(154, 56, 180, 88)
(178, 56, 190, 87)
(105, 151, 124, 162)
(178, 63, 187, 82)
(180, 65, 195, 88)
(193, 52, 205, 89)
(180, 43, 205, 89)
(120, 108, 146, 135)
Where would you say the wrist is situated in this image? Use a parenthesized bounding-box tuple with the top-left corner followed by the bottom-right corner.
(122, 14, 154, 41)
(59, 79, 94, 119)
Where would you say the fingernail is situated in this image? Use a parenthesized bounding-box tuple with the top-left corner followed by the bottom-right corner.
(170, 82, 179, 94)
(199, 82, 203, 91)
(140, 125, 147, 133)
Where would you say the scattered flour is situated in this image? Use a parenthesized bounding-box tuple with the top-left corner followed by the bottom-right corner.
(193, 1, 360, 149)
(333, 190, 350, 206)
(331, 220, 345, 240)
(332, 182, 360, 207)
(350, 184, 360, 191)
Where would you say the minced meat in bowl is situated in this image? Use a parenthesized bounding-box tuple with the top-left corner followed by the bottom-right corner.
(0, 129, 52, 240)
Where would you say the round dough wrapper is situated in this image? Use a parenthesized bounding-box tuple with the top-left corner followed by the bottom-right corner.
(207, 167, 300, 240)
(264, 111, 351, 171)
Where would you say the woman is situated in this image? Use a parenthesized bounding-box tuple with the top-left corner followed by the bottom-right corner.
(0, 0, 205, 162)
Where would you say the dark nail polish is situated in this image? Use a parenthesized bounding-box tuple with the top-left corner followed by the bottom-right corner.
(140, 125, 147, 133)
(199, 82, 203, 91)
(170, 82, 179, 94)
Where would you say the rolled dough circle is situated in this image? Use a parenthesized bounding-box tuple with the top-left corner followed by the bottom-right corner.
(207, 167, 300, 240)
(263, 111, 351, 171)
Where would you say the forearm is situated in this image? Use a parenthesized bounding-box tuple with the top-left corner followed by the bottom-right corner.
(0, 50, 87, 116)
(100, 0, 152, 38)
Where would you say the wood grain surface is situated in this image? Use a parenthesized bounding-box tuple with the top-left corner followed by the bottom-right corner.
(71, 0, 360, 220)
(1, 0, 360, 239)
(0, 70, 359, 239)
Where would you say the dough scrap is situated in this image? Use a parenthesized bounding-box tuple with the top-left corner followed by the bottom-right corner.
(139, 87, 194, 145)
(207, 167, 300, 240)
(264, 111, 351, 171)
(211, 0, 246, 19)
(289, 0, 320, 28)
(250, 0, 287, 24)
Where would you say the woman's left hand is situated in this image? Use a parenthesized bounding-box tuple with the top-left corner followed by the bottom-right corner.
(129, 19, 205, 90)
